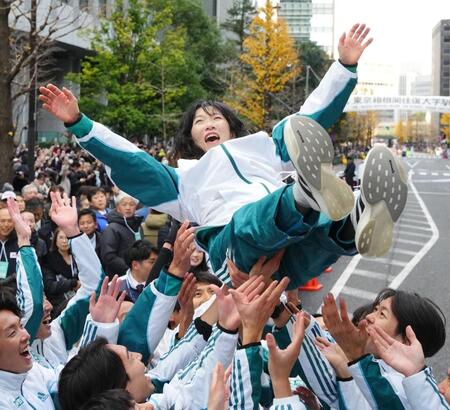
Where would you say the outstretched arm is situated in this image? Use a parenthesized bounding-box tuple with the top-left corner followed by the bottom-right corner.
(7, 198, 44, 340)
(38, 85, 182, 217)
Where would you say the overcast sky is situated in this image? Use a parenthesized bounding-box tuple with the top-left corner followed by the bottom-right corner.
(258, 0, 449, 75)
(334, 0, 448, 75)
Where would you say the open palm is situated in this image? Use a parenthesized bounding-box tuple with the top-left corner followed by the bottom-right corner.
(39, 84, 80, 123)
(49, 191, 78, 231)
(369, 325, 425, 377)
(338, 23, 373, 65)
(6, 198, 31, 239)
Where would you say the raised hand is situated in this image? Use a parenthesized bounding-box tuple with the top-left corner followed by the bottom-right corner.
(227, 259, 248, 289)
(6, 197, 31, 246)
(368, 324, 425, 377)
(168, 220, 196, 278)
(322, 293, 368, 361)
(229, 275, 290, 344)
(49, 191, 80, 237)
(207, 363, 230, 410)
(249, 249, 285, 284)
(266, 312, 305, 398)
(89, 275, 126, 323)
(38, 84, 80, 123)
(315, 336, 351, 378)
(338, 23, 373, 65)
(177, 273, 197, 338)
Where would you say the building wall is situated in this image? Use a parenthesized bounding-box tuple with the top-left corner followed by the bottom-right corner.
(278, 0, 313, 42)
(431, 20, 450, 138)
(310, 0, 334, 57)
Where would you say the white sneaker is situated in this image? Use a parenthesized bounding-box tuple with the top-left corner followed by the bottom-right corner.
(352, 146, 408, 257)
(284, 115, 354, 221)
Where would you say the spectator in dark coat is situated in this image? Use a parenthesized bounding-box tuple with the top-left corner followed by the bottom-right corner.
(100, 192, 142, 278)
(78, 208, 102, 261)
(87, 188, 110, 232)
(42, 227, 79, 318)
(0, 207, 19, 278)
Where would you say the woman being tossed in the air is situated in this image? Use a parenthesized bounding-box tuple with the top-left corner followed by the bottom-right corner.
(39, 23, 408, 288)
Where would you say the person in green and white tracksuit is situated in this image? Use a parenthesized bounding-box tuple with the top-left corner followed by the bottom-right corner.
(11, 193, 121, 371)
(40, 24, 408, 290)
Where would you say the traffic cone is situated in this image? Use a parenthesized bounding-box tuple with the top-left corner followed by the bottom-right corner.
(299, 278, 323, 291)
(323, 266, 333, 274)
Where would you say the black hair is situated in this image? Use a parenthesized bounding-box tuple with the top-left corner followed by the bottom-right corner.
(24, 197, 44, 211)
(87, 187, 106, 202)
(50, 227, 71, 254)
(58, 338, 129, 410)
(124, 240, 158, 268)
(352, 303, 373, 326)
(172, 100, 246, 161)
(0, 288, 22, 318)
(194, 270, 222, 288)
(78, 208, 97, 222)
(79, 389, 134, 410)
(372, 288, 446, 357)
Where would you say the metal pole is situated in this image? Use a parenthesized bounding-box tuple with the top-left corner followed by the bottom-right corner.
(305, 65, 310, 99)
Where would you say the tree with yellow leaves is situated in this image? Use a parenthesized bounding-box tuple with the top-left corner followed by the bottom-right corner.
(394, 120, 406, 144)
(226, 0, 299, 130)
(441, 113, 450, 140)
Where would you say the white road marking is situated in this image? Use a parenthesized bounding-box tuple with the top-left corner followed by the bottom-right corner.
(395, 238, 425, 246)
(399, 217, 429, 225)
(397, 223, 432, 232)
(365, 258, 408, 267)
(416, 191, 450, 196)
(353, 268, 396, 281)
(341, 286, 379, 300)
(396, 230, 432, 238)
(328, 173, 438, 301)
(414, 179, 450, 183)
(389, 248, 419, 256)
(329, 255, 361, 298)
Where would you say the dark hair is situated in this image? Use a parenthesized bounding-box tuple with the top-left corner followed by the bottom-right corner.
(172, 100, 246, 161)
(79, 389, 134, 410)
(47, 185, 65, 201)
(352, 303, 373, 326)
(372, 288, 446, 357)
(0, 288, 22, 318)
(58, 338, 129, 410)
(78, 208, 97, 222)
(124, 240, 158, 268)
(87, 188, 106, 202)
(50, 227, 71, 254)
(194, 270, 222, 287)
(24, 198, 44, 211)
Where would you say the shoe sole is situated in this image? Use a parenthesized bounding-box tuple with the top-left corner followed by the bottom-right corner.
(356, 146, 408, 257)
(284, 115, 354, 221)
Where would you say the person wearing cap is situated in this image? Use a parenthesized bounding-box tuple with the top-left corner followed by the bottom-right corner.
(100, 192, 143, 278)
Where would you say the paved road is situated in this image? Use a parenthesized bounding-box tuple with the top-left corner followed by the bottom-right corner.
(301, 155, 450, 380)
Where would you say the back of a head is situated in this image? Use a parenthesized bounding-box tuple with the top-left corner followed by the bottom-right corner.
(58, 338, 128, 410)
(79, 389, 134, 410)
(375, 288, 446, 357)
